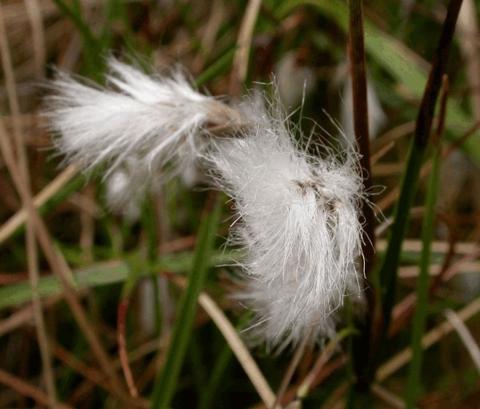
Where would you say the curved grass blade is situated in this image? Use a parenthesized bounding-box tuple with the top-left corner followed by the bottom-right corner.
(405, 78, 448, 408)
(150, 196, 222, 408)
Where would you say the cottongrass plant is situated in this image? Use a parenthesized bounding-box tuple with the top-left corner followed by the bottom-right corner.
(46, 57, 243, 216)
(46, 58, 366, 349)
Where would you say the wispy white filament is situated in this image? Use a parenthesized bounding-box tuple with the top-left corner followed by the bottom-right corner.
(275, 51, 317, 109)
(104, 159, 150, 221)
(45, 58, 241, 179)
(209, 97, 365, 348)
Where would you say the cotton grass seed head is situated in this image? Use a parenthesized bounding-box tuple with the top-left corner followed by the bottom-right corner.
(45, 58, 243, 181)
(208, 95, 366, 349)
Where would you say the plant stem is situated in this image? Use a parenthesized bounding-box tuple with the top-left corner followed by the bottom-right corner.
(347, 0, 377, 392)
(52, 0, 103, 78)
(405, 77, 449, 408)
(150, 194, 222, 409)
(198, 341, 232, 409)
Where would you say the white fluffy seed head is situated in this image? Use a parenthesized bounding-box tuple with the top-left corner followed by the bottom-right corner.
(45, 58, 242, 180)
(208, 95, 366, 349)
(105, 168, 141, 220)
(104, 157, 155, 221)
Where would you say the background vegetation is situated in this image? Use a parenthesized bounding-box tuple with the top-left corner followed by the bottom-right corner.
(0, 0, 479, 408)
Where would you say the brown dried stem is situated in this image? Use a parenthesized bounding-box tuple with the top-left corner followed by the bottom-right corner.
(347, 0, 377, 391)
(117, 297, 139, 398)
(0, 368, 72, 409)
(24, 0, 46, 78)
(0, 164, 79, 245)
(0, 3, 57, 405)
(52, 342, 147, 408)
(0, 119, 126, 397)
(376, 296, 480, 382)
(230, 0, 262, 95)
(272, 335, 310, 409)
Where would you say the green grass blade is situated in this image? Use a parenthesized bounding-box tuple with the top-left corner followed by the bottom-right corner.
(0, 249, 240, 311)
(52, 0, 97, 46)
(195, 47, 235, 87)
(198, 313, 249, 409)
(405, 143, 442, 408)
(378, 142, 424, 330)
(198, 340, 233, 409)
(0, 262, 129, 309)
(52, 0, 103, 77)
(150, 197, 223, 408)
(0, 243, 443, 313)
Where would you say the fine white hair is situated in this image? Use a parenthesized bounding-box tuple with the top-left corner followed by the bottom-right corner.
(45, 57, 242, 179)
(208, 96, 365, 349)
(274, 51, 317, 110)
(104, 157, 154, 221)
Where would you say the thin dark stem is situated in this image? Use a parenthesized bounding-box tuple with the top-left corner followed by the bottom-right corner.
(414, 3, 463, 149)
(117, 297, 139, 398)
(347, 0, 377, 392)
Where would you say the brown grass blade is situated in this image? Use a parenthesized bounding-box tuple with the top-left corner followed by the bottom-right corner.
(0, 368, 72, 409)
(0, 164, 79, 245)
(0, 3, 57, 405)
(376, 296, 480, 381)
(230, 0, 262, 95)
(0, 118, 126, 397)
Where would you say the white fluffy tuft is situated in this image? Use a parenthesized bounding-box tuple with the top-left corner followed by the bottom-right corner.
(104, 158, 151, 221)
(45, 58, 240, 179)
(208, 97, 365, 349)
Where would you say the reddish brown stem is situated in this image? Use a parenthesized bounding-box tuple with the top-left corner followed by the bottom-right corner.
(347, 0, 377, 391)
(117, 297, 139, 398)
